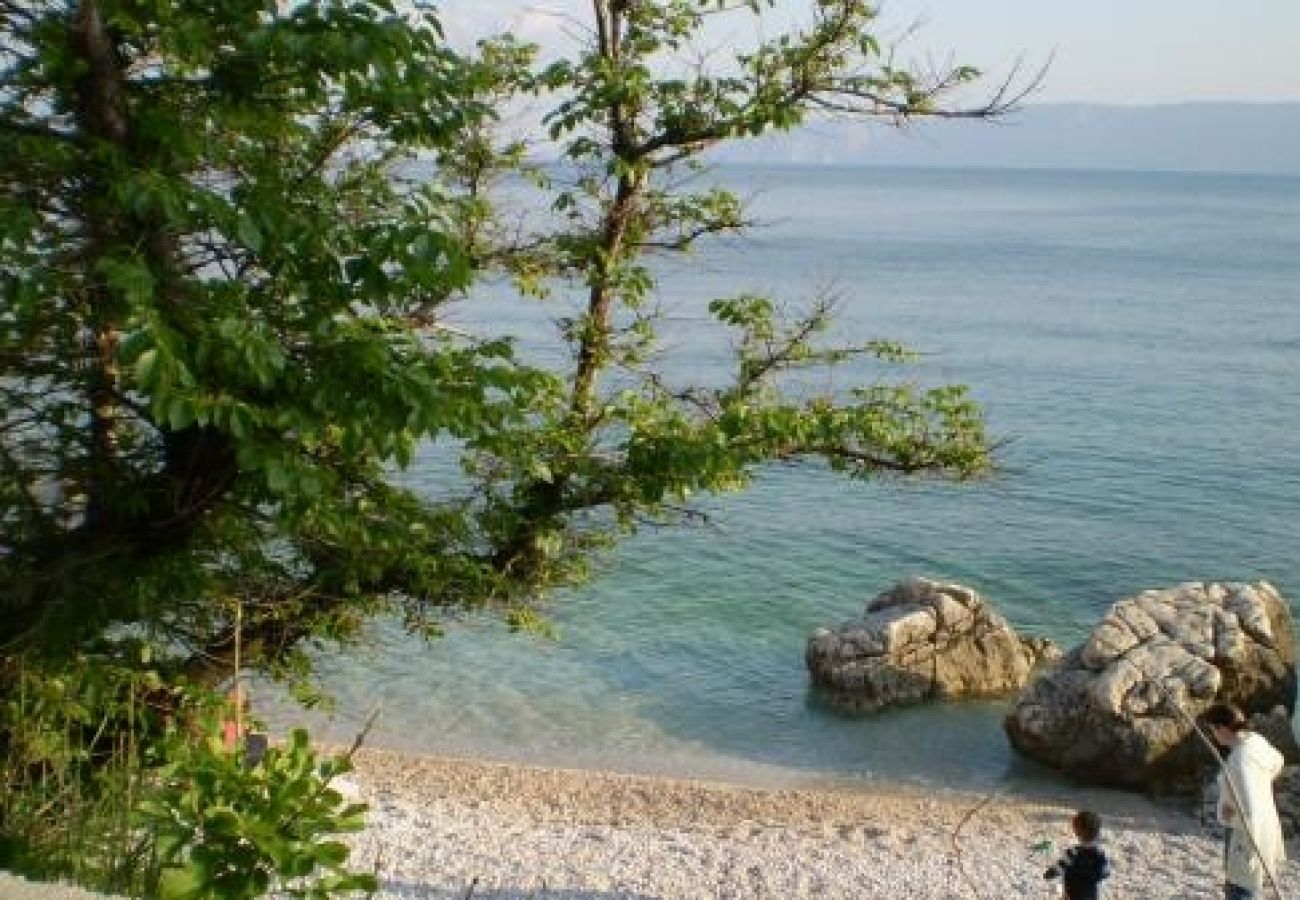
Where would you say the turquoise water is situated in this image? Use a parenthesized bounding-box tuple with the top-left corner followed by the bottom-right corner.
(276, 167, 1300, 789)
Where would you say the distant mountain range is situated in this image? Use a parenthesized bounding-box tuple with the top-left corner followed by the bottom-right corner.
(708, 102, 1300, 175)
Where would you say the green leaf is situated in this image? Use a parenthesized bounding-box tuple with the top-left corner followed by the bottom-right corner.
(314, 840, 350, 866)
(236, 214, 263, 252)
(167, 396, 195, 430)
(159, 864, 205, 900)
(134, 347, 159, 385)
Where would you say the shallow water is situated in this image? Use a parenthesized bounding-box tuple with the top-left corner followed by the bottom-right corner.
(268, 166, 1300, 790)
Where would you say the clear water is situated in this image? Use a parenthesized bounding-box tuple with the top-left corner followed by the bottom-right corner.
(272, 166, 1300, 790)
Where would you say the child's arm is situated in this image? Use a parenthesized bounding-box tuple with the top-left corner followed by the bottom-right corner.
(1043, 848, 1072, 880)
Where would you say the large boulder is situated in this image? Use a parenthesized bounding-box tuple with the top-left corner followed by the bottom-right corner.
(806, 577, 1059, 712)
(1006, 581, 1296, 790)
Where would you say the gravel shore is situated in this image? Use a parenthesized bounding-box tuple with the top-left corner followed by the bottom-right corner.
(345, 749, 1298, 899)
(6, 748, 1296, 898)
(0, 873, 124, 900)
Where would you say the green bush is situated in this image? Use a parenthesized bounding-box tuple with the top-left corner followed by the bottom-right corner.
(1, 658, 377, 899)
(136, 726, 377, 900)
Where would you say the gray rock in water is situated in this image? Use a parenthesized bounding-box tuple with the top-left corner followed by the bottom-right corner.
(806, 577, 1059, 712)
(1006, 581, 1297, 790)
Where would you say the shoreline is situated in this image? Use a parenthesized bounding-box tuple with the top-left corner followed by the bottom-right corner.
(343, 747, 1299, 898)
(6, 747, 1297, 898)
(346, 745, 1177, 828)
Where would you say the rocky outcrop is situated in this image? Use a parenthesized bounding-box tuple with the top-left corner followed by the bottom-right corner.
(806, 577, 1059, 712)
(1006, 581, 1296, 790)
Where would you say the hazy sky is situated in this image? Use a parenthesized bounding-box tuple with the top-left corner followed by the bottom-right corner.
(436, 1, 1300, 105)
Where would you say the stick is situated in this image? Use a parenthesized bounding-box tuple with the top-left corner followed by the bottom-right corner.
(342, 704, 382, 764)
(232, 599, 243, 739)
(950, 776, 1010, 899)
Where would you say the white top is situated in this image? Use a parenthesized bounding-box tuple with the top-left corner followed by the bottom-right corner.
(1217, 731, 1287, 893)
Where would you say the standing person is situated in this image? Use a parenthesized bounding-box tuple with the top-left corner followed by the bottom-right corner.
(1205, 703, 1287, 900)
(220, 683, 248, 751)
(1043, 809, 1111, 899)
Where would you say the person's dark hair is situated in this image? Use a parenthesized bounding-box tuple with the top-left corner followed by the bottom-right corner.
(1203, 703, 1249, 732)
(1072, 810, 1101, 843)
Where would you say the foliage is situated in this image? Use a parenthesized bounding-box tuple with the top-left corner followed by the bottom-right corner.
(137, 727, 375, 900)
(0, 0, 546, 675)
(0, 2, 1022, 893)
(1, 656, 373, 899)
(441, 1, 1021, 586)
(0, 0, 1016, 697)
(0, 657, 159, 890)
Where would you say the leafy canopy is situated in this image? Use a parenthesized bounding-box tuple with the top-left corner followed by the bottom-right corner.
(443, 0, 1013, 588)
(0, 0, 1015, 680)
(1, 0, 544, 677)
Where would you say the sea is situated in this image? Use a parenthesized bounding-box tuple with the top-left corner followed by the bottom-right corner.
(270, 165, 1300, 791)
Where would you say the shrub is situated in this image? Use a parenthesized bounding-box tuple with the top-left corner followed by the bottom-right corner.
(1, 658, 377, 899)
(136, 726, 377, 900)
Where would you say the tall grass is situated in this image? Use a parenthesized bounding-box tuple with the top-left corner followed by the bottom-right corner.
(0, 657, 163, 894)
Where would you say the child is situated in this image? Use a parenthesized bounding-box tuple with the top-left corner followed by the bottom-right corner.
(220, 683, 248, 751)
(219, 683, 268, 766)
(1044, 810, 1111, 900)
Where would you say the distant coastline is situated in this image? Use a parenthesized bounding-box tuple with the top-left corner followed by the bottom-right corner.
(705, 101, 1300, 177)
(702, 160, 1300, 181)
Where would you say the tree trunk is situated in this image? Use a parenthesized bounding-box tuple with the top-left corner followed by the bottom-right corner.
(70, 0, 130, 529)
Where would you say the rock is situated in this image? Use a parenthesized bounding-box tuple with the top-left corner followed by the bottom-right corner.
(1006, 581, 1296, 790)
(1276, 766, 1300, 839)
(806, 577, 1060, 712)
(1251, 705, 1300, 763)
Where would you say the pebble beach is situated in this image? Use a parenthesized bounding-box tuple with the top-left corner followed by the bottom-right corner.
(341, 749, 1299, 899)
(5, 746, 1297, 899)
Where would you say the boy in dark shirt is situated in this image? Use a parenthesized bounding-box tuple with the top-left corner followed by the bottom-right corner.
(1045, 810, 1111, 900)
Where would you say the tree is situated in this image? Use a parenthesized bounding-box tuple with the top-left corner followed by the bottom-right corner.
(0, 0, 540, 680)
(441, 0, 1025, 589)
(1, 0, 1021, 683)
